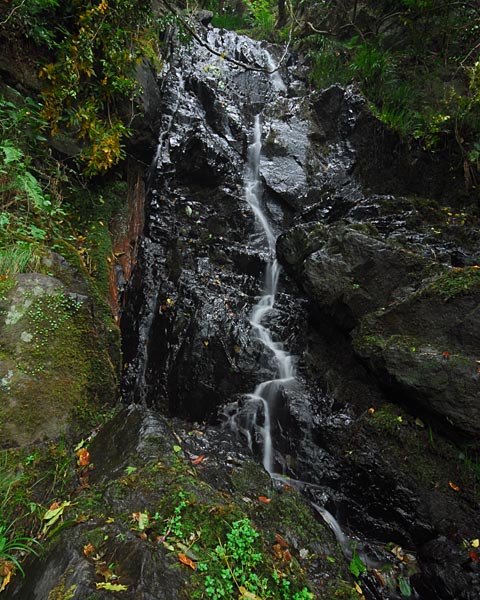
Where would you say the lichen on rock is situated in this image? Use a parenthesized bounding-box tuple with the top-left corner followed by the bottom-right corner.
(0, 271, 119, 447)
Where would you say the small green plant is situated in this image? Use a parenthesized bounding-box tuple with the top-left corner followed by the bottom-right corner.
(349, 546, 367, 578)
(0, 463, 40, 585)
(196, 518, 313, 600)
(163, 491, 188, 539)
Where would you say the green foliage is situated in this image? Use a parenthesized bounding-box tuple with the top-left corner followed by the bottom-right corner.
(0, 460, 40, 579)
(306, 36, 351, 88)
(302, 1, 480, 189)
(155, 487, 313, 600)
(427, 266, 480, 299)
(246, 0, 276, 37)
(348, 547, 367, 578)
(211, 13, 249, 31)
(20, 0, 163, 176)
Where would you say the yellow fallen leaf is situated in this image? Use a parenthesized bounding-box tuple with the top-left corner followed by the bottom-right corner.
(0, 567, 12, 593)
(239, 586, 263, 599)
(472, 539, 479, 548)
(96, 582, 128, 591)
(354, 581, 363, 594)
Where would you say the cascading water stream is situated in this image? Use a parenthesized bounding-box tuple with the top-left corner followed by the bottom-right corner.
(241, 114, 295, 474)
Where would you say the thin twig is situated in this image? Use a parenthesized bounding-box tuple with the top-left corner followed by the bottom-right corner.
(0, 0, 28, 26)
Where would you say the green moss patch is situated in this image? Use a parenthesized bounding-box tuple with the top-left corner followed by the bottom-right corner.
(0, 277, 118, 446)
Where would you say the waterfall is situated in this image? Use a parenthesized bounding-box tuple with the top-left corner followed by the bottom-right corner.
(229, 114, 295, 474)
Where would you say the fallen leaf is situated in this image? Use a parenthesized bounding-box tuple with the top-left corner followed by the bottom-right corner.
(442, 351, 451, 359)
(239, 587, 262, 599)
(469, 550, 479, 562)
(471, 539, 479, 548)
(131, 512, 149, 530)
(42, 501, 72, 533)
(173, 445, 182, 453)
(354, 581, 363, 594)
(368, 407, 375, 415)
(414, 417, 425, 428)
(299, 548, 309, 560)
(282, 549, 292, 563)
(178, 553, 196, 569)
(0, 564, 13, 592)
(273, 544, 283, 560)
(95, 561, 114, 581)
(258, 496, 271, 504)
(448, 481, 460, 492)
(95, 582, 128, 591)
(76, 447, 90, 467)
(191, 455, 205, 465)
(83, 543, 94, 557)
(275, 533, 289, 548)
(140, 532, 148, 540)
(372, 569, 385, 585)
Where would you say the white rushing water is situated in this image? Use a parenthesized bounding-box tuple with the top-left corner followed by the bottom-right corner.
(241, 114, 295, 473)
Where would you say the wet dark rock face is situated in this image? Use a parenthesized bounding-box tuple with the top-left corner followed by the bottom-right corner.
(117, 25, 479, 600)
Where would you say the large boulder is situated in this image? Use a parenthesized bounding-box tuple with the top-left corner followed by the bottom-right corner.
(277, 221, 480, 437)
(0, 267, 119, 447)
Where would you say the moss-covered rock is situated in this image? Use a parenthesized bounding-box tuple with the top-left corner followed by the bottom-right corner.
(4, 406, 354, 600)
(352, 268, 480, 436)
(0, 272, 119, 447)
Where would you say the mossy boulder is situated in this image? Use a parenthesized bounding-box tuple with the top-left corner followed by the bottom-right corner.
(4, 406, 352, 600)
(277, 220, 480, 437)
(0, 272, 119, 447)
(353, 268, 480, 437)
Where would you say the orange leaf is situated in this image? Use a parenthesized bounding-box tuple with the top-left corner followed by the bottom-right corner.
(258, 496, 271, 504)
(442, 351, 451, 359)
(275, 534, 289, 548)
(448, 481, 460, 492)
(273, 544, 283, 560)
(178, 553, 196, 569)
(191, 455, 205, 465)
(49, 501, 60, 511)
(76, 447, 90, 467)
(0, 565, 12, 593)
(282, 549, 292, 563)
(469, 550, 479, 562)
(83, 543, 94, 557)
